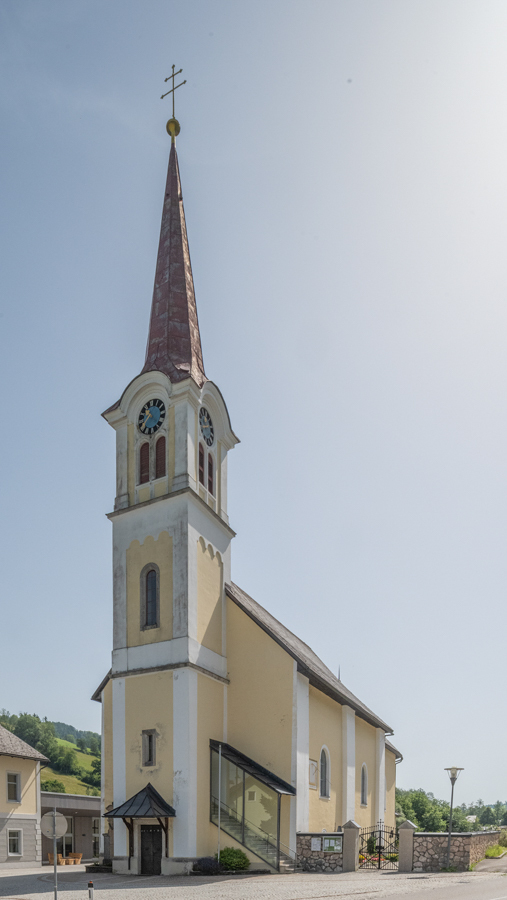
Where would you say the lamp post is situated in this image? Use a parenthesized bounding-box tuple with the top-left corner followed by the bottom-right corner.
(444, 767, 464, 868)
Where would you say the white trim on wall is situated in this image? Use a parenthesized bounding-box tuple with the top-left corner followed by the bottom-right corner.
(172, 667, 198, 857)
(341, 706, 355, 824)
(112, 677, 127, 858)
(296, 672, 310, 832)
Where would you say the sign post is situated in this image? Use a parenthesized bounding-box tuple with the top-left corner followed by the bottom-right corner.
(40, 810, 67, 900)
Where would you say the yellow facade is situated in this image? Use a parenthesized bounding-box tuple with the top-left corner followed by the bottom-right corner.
(126, 532, 173, 647)
(226, 598, 293, 784)
(0, 756, 38, 817)
(355, 717, 377, 827)
(196, 540, 223, 655)
(308, 686, 342, 832)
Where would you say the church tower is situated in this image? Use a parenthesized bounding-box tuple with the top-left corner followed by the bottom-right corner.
(100, 115, 238, 873)
(95, 105, 401, 879)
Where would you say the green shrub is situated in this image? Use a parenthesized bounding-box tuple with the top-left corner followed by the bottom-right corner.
(215, 847, 250, 870)
(498, 831, 507, 848)
(485, 844, 505, 858)
(41, 779, 66, 793)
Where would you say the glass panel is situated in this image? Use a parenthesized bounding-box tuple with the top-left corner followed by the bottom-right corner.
(8, 832, 20, 854)
(210, 749, 280, 870)
(146, 571, 157, 626)
(244, 775, 277, 843)
(7, 774, 19, 802)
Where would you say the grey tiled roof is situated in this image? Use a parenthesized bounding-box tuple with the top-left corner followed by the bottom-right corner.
(0, 724, 49, 762)
(226, 582, 393, 734)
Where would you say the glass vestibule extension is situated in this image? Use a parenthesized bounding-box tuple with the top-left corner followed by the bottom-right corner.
(210, 747, 282, 869)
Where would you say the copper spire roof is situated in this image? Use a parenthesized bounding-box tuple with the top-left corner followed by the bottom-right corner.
(141, 141, 206, 387)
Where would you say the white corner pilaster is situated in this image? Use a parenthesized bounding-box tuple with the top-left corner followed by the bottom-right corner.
(172, 667, 198, 857)
(100, 693, 105, 855)
(375, 728, 386, 824)
(172, 400, 197, 492)
(342, 706, 355, 825)
(112, 677, 127, 857)
(115, 423, 129, 510)
(296, 671, 310, 833)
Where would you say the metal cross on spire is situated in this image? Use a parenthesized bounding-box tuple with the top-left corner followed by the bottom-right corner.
(161, 65, 187, 118)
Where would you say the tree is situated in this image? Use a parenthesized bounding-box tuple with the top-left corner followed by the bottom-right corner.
(76, 737, 87, 753)
(14, 713, 42, 749)
(480, 806, 496, 826)
(57, 748, 81, 776)
(89, 736, 100, 756)
(41, 779, 66, 793)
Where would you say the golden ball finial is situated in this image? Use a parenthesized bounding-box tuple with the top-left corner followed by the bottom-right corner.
(166, 117, 181, 139)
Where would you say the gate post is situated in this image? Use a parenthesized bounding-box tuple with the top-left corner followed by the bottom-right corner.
(342, 820, 360, 872)
(398, 820, 417, 873)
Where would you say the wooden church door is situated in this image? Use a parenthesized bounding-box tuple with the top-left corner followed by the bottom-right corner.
(140, 824, 162, 875)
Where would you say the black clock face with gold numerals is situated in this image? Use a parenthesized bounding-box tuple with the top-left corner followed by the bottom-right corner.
(138, 399, 166, 435)
(199, 407, 214, 446)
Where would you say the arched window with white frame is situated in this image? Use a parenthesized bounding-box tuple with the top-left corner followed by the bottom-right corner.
(361, 763, 368, 806)
(319, 747, 330, 798)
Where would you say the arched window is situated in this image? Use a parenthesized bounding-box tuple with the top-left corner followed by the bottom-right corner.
(145, 569, 157, 627)
(155, 436, 166, 479)
(198, 444, 205, 486)
(361, 764, 368, 806)
(207, 454, 214, 495)
(139, 442, 150, 484)
(320, 748, 329, 798)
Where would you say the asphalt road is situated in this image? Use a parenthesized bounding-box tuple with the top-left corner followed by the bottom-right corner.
(0, 864, 506, 900)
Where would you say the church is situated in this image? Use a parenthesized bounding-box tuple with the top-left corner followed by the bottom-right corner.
(92, 110, 402, 876)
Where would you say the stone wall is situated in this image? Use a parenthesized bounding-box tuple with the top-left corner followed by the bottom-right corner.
(413, 831, 501, 872)
(296, 833, 343, 872)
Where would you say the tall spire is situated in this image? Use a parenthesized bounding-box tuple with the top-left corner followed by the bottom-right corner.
(141, 127, 206, 387)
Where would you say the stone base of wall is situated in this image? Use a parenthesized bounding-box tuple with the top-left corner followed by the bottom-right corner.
(413, 831, 502, 872)
(296, 833, 343, 872)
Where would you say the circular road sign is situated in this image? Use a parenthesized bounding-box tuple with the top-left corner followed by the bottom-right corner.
(41, 811, 68, 839)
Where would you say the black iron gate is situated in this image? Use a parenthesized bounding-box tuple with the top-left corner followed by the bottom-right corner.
(359, 823, 398, 870)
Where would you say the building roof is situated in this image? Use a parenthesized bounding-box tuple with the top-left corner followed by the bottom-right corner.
(142, 139, 206, 388)
(210, 740, 296, 795)
(385, 739, 403, 761)
(106, 782, 176, 819)
(226, 582, 393, 734)
(0, 723, 49, 763)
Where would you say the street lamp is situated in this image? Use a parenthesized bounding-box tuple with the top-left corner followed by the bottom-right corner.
(444, 767, 464, 868)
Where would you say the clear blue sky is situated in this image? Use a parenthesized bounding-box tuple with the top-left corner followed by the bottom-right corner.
(1, 0, 506, 805)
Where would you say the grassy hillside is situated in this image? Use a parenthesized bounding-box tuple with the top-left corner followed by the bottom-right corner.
(41, 739, 99, 796)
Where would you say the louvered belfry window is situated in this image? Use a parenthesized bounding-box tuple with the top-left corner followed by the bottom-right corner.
(155, 436, 166, 479)
(208, 454, 214, 495)
(199, 443, 205, 486)
(139, 442, 150, 484)
(145, 570, 157, 627)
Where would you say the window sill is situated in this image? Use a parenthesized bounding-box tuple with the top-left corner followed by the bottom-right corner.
(7, 800, 21, 805)
(319, 795, 331, 801)
(360, 803, 368, 808)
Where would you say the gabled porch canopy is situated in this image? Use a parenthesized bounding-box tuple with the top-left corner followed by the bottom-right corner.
(210, 740, 296, 795)
(106, 783, 176, 819)
(106, 783, 175, 862)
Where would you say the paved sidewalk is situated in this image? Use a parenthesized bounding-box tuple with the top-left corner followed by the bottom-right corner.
(0, 866, 505, 900)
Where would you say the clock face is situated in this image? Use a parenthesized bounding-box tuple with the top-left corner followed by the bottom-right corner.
(138, 399, 166, 435)
(199, 407, 214, 446)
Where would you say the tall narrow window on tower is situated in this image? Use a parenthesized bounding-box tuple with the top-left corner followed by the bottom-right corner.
(199, 444, 205, 486)
(155, 436, 166, 479)
(208, 454, 214, 495)
(139, 442, 150, 484)
(145, 569, 157, 627)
